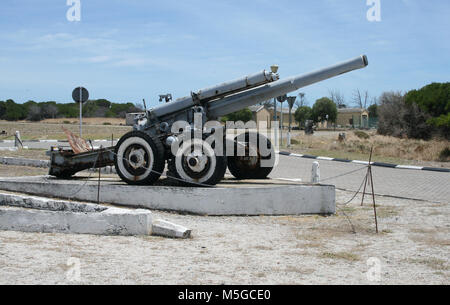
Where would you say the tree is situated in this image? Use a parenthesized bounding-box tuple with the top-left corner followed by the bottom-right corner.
(94, 99, 112, 109)
(4, 100, 26, 121)
(24, 100, 37, 112)
(42, 103, 58, 119)
(0, 101, 6, 119)
(295, 93, 308, 108)
(353, 89, 370, 109)
(405, 82, 449, 136)
(27, 105, 43, 121)
(312, 97, 337, 123)
(329, 89, 346, 109)
(294, 106, 312, 127)
(57, 103, 78, 118)
(221, 108, 253, 123)
(368, 104, 378, 118)
(405, 83, 449, 117)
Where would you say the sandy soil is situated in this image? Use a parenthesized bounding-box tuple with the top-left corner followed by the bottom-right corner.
(0, 189, 448, 285)
(0, 120, 130, 141)
(0, 165, 48, 177)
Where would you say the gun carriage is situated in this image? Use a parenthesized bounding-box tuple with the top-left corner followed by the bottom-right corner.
(48, 55, 369, 186)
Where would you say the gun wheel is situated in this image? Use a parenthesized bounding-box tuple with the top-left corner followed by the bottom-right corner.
(228, 132, 276, 180)
(168, 138, 226, 186)
(114, 131, 165, 185)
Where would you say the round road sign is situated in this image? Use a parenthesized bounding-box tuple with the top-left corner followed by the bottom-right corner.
(72, 87, 89, 104)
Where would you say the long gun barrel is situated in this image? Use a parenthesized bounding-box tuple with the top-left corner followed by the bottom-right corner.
(207, 55, 368, 118)
(152, 70, 279, 118)
(150, 55, 368, 121)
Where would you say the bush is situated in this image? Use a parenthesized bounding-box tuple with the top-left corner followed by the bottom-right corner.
(354, 131, 370, 139)
(377, 92, 433, 140)
(439, 147, 450, 162)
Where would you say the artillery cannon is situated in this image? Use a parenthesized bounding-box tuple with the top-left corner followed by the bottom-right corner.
(48, 55, 368, 186)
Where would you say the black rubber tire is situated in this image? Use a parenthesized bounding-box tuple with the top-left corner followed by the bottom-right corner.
(114, 131, 165, 185)
(167, 156, 227, 187)
(228, 132, 275, 180)
(167, 138, 227, 187)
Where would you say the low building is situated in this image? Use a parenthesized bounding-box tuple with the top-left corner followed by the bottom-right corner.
(337, 108, 369, 128)
(248, 105, 273, 128)
(249, 105, 297, 129)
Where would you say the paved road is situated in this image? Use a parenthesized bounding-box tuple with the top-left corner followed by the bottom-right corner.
(1, 141, 449, 203)
(271, 155, 450, 204)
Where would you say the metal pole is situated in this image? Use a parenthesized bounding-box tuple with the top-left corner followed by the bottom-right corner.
(79, 87, 83, 138)
(288, 106, 292, 147)
(370, 165, 378, 234)
(367, 147, 379, 234)
(273, 98, 278, 146)
(97, 148, 103, 205)
(361, 172, 369, 207)
(280, 102, 283, 147)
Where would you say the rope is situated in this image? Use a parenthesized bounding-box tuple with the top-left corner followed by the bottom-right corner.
(320, 166, 368, 183)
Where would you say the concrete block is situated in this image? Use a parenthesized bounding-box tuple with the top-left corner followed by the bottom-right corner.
(0, 157, 50, 168)
(152, 219, 192, 239)
(0, 192, 152, 236)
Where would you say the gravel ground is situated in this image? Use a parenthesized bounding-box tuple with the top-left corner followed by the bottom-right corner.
(0, 189, 448, 285)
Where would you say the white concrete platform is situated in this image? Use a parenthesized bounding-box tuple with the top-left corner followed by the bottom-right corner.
(0, 192, 152, 236)
(0, 176, 336, 216)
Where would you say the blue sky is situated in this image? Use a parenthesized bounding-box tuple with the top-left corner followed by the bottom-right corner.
(0, 0, 449, 108)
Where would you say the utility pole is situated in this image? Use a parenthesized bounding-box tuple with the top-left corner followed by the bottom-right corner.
(72, 87, 89, 138)
(270, 65, 279, 146)
(277, 95, 287, 147)
(287, 96, 296, 147)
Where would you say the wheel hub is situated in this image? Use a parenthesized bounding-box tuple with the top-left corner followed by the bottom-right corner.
(128, 148, 146, 169)
(186, 151, 208, 173)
